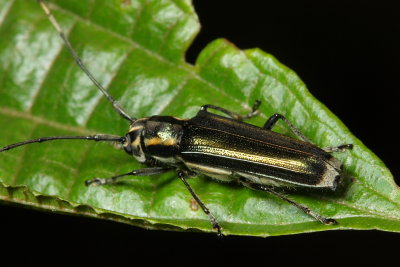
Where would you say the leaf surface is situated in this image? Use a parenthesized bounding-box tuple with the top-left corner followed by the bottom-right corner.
(0, 0, 398, 236)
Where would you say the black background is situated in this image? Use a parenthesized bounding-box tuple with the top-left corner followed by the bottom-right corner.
(2, 1, 399, 265)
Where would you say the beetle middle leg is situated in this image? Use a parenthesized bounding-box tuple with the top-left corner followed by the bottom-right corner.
(85, 166, 173, 186)
(263, 113, 312, 142)
(178, 170, 222, 237)
(201, 100, 261, 121)
(323, 144, 353, 153)
(239, 178, 336, 225)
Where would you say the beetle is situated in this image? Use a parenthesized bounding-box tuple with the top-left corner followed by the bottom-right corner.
(0, 0, 353, 236)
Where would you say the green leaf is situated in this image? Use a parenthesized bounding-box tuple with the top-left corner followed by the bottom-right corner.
(0, 0, 398, 237)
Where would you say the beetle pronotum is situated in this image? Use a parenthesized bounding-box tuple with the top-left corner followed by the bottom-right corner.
(0, 0, 353, 236)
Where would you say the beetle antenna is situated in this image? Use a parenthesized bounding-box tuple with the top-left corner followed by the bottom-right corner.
(0, 135, 125, 153)
(37, 0, 136, 123)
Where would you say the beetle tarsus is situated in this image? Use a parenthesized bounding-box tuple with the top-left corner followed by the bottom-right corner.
(214, 224, 223, 238)
(85, 178, 107, 186)
(322, 218, 337, 225)
(324, 144, 353, 153)
(201, 100, 262, 121)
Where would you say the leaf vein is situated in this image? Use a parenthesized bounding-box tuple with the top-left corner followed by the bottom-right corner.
(0, 0, 14, 29)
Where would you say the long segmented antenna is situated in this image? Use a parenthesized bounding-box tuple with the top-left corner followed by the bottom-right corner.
(38, 0, 136, 123)
(0, 135, 125, 153)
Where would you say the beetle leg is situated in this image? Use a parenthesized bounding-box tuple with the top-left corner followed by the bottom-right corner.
(85, 167, 173, 186)
(263, 113, 311, 142)
(177, 171, 222, 237)
(239, 178, 337, 225)
(201, 100, 261, 121)
(323, 144, 353, 153)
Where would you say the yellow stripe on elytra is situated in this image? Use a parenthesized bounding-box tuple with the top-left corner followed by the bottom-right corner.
(185, 146, 312, 174)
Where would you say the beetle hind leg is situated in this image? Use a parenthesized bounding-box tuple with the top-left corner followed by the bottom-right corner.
(239, 178, 337, 225)
(263, 114, 355, 153)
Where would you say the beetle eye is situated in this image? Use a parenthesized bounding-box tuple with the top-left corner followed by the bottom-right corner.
(123, 134, 133, 155)
(124, 145, 133, 155)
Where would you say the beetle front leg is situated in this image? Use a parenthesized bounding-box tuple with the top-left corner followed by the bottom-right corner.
(177, 171, 222, 237)
(201, 100, 261, 121)
(239, 178, 336, 225)
(85, 167, 173, 186)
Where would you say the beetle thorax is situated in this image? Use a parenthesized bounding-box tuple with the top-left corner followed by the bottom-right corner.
(142, 117, 184, 164)
(124, 116, 185, 164)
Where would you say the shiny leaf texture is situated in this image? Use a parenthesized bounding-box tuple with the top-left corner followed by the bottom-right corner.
(0, 0, 398, 236)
